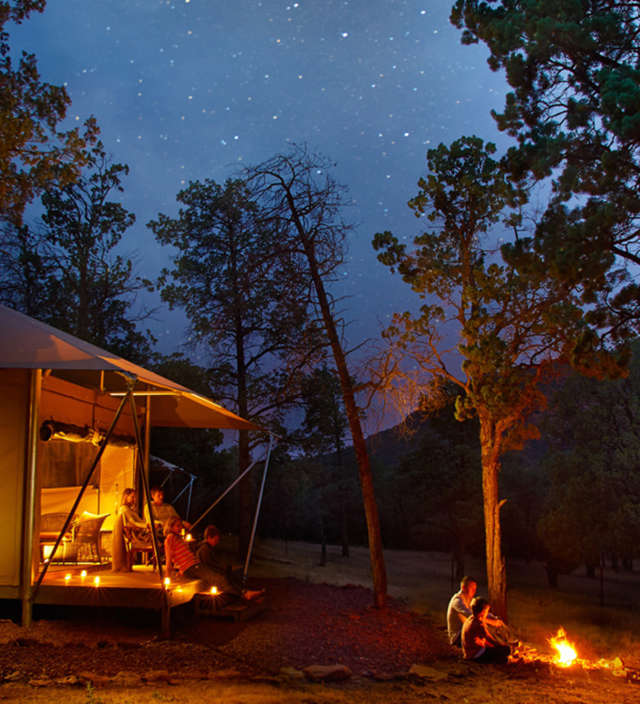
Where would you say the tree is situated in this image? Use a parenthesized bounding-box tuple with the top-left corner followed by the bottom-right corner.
(149, 177, 323, 555)
(244, 146, 388, 608)
(373, 136, 622, 617)
(0, 141, 153, 362)
(451, 0, 640, 343)
(0, 1, 97, 225)
(298, 364, 351, 559)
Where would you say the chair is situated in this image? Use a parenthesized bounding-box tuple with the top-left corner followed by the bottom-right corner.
(39, 512, 75, 562)
(73, 512, 109, 563)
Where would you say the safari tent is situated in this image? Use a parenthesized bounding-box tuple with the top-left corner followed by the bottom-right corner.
(0, 304, 259, 629)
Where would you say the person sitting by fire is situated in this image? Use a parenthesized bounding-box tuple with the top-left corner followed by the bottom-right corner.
(447, 576, 508, 647)
(144, 485, 191, 538)
(164, 517, 263, 601)
(462, 596, 511, 663)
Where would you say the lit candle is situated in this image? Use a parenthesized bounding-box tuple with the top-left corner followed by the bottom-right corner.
(93, 576, 100, 587)
(64, 573, 71, 584)
(210, 586, 218, 595)
(185, 533, 193, 542)
(80, 570, 87, 582)
(163, 577, 171, 588)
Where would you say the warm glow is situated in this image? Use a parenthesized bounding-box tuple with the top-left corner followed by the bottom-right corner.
(185, 533, 193, 542)
(64, 573, 71, 584)
(42, 544, 54, 560)
(80, 570, 87, 578)
(164, 577, 171, 587)
(210, 586, 218, 595)
(93, 576, 100, 587)
(549, 628, 577, 667)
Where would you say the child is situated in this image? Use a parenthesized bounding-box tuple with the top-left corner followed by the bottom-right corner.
(164, 517, 262, 600)
(461, 597, 511, 664)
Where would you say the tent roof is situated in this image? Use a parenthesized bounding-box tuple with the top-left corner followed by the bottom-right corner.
(0, 304, 258, 430)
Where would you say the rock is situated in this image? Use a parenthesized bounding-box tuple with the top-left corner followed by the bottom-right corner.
(303, 664, 352, 682)
(55, 675, 81, 686)
(408, 664, 449, 682)
(279, 666, 306, 681)
(207, 669, 244, 680)
(3, 670, 22, 682)
(368, 671, 407, 681)
(78, 671, 112, 686)
(111, 670, 143, 687)
(143, 669, 171, 682)
(28, 678, 51, 687)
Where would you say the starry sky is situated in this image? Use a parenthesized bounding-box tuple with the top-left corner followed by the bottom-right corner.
(11, 0, 509, 376)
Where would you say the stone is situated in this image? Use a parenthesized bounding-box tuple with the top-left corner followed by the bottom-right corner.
(3, 671, 22, 682)
(28, 678, 51, 687)
(77, 671, 112, 686)
(279, 666, 306, 681)
(143, 669, 171, 682)
(207, 669, 244, 680)
(408, 664, 449, 682)
(303, 664, 352, 682)
(111, 671, 143, 687)
(55, 675, 80, 686)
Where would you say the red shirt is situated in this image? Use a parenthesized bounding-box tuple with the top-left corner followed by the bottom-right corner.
(165, 532, 197, 573)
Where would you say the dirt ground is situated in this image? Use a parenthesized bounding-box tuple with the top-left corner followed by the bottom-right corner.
(1, 541, 639, 703)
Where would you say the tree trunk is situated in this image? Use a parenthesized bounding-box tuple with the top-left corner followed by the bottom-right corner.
(479, 416, 507, 620)
(289, 198, 387, 607)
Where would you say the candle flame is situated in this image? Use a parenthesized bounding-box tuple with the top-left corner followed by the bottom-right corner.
(210, 586, 218, 595)
(93, 576, 100, 587)
(64, 573, 71, 583)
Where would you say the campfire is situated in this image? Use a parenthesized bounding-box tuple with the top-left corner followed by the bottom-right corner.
(512, 627, 639, 684)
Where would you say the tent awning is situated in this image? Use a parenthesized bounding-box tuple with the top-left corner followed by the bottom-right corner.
(0, 305, 259, 431)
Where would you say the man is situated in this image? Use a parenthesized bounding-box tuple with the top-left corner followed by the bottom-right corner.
(446, 576, 506, 646)
(144, 486, 191, 535)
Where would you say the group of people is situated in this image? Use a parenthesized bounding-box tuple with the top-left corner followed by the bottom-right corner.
(446, 576, 514, 664)
(113, 486, 263, 602)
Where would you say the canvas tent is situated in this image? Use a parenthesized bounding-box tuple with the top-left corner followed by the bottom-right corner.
(0, 304, 260, 626)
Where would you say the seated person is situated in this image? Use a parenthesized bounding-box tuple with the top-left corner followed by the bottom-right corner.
(196, 524, 244, 592)
(112, 488, 151, 572)
(144, 486, 191, 536)
(447, 576, 507, 646)
(164, 517, 262, 601)
(461, 596, 511, 663)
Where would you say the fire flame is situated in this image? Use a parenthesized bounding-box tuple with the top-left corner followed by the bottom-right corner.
(549, 628, 577, 667)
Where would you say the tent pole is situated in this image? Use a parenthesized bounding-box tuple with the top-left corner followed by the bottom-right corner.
(242, 434, 275, 587)
(20, 369, 42, 627)
(190, 454, 263, 532)
(144, 397, 151, 495)
(32, 392, 129, 599)
(127, 390, 169, 635)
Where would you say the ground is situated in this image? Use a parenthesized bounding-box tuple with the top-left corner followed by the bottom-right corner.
(1, 541, 639, 703)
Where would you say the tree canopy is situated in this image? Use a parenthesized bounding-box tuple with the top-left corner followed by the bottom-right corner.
(451, 0, 640, 342)
(0, 1, 96, 225)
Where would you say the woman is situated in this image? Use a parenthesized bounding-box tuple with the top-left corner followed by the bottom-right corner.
(112, 488, 151, 572)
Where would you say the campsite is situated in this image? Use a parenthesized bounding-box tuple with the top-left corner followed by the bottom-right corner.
(0, 542, 638, 703)
(3, 2, 640, 702)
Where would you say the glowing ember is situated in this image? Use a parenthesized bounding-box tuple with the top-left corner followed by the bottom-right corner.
(549, 628, 577, 667)
(210, 586, 218, 595)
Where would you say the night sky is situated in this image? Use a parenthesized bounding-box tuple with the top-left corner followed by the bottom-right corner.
(11, 0, 509, 377)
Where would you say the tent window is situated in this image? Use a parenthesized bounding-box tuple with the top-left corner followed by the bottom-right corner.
(39, 440, 99, 488)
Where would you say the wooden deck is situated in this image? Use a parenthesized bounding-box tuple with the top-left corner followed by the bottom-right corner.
(34, 565, 206, 611)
